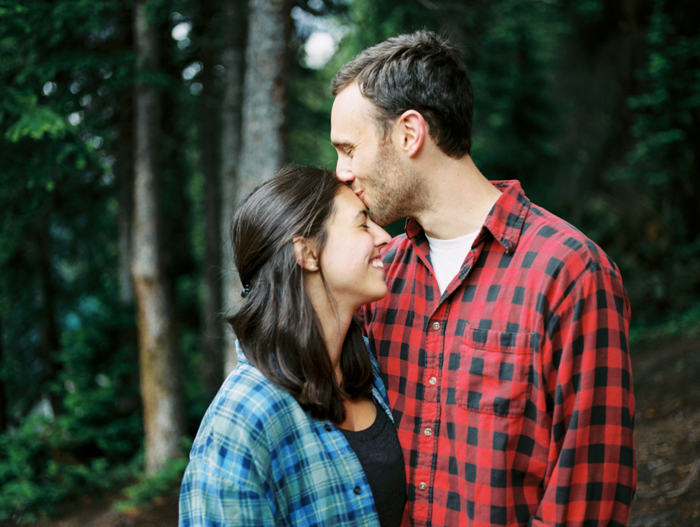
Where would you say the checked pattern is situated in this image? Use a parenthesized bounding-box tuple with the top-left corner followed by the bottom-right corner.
(179, 344, 394, 527)
(359, 180, 636, 527)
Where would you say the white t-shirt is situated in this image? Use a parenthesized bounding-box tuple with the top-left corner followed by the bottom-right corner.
(426, 231, 479, 295)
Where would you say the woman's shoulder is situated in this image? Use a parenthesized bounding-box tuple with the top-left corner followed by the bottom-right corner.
(207, 359, 300, 431)
(183, 362, 302, 504)
(188, 359, 305, 461)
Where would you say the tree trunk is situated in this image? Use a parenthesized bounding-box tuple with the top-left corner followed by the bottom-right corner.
(237, 0, 291, 198)
(221, 0, 292, 372)
(195, 0, 224, 399)
(220, 0, 248, 374)
(35, 222, 63, 417)
(551, 4, 646, 223)
(132, 0, 184, 475)
(116, 6, 135, 308)
(116, 94, 135, 307)
(0, 317, 6, 432)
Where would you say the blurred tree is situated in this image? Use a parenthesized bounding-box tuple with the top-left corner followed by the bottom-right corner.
(0, 0, 134, 423)
(115, 9, 136, 309)
(193, 0, 225, 400)
(0, 319, 5, 432)
(0, 3, 148, 516)
(219, 0, 248, 375)
(456, 0, 561, 201)
(0, 0, 698, 519)
(223, 0, 294, 369)
(547, 0, 651, 221)
(237, 0, 293, 201)
(586, 0, 700, 325)
(131, 0, 184, 475)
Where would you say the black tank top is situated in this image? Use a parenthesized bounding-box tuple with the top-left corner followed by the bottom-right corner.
(339, 401, 406, 527)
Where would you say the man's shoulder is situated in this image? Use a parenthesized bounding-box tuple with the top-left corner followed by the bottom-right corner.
(519, 202, 620, 278)
(381, 232, 413, 265)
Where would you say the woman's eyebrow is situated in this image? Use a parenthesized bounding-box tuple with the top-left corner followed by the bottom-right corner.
(355, 210, 369, 221)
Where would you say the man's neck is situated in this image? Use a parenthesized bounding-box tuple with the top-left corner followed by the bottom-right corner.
(413, 155, 502, 240)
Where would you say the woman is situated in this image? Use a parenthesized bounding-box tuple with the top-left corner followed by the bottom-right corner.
(179, 165, 406, 527)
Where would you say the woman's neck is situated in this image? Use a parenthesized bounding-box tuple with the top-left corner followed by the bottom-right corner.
(317, 304, 353, 385)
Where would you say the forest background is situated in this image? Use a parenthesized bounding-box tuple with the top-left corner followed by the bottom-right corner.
(1, 0, 699, 524)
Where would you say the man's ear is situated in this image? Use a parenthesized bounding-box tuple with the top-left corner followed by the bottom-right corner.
(293, 236, 319, 271)
(396, 110, 426, 158)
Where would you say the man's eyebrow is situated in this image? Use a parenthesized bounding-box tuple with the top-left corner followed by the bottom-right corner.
(331, 140, 351, 149)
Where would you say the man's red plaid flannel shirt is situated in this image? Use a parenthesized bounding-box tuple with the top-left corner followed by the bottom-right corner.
(359, 180, 636, 527)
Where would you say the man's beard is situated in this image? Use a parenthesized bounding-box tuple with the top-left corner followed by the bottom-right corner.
(364, 143, 429, 227)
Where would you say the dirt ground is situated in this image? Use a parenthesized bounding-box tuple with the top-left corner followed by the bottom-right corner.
(626, 337, 700, 526)
(18, 337, 700, 527)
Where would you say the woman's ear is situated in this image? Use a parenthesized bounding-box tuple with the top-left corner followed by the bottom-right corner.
(293, 236, 319, 271)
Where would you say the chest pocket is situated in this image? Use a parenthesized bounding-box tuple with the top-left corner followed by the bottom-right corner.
(450, 326, 534, 417)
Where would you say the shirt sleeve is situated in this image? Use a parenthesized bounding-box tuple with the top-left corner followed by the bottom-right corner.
(532, 264, 636, 526)
(178, 415, 277, 526)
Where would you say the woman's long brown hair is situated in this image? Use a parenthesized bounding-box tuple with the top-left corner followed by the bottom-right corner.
(227, 165, 374, 424)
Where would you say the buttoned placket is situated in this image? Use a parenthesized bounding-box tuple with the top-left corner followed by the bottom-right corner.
(412, 293, 447, 524)
(411, 242, 478, 527)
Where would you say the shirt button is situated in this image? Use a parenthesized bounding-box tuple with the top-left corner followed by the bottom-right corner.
(424, 428, 432, 436)
(353, 486, 362, 495)
(428, 376, 437, 385)
(432, 321, 441, 331)
(324, 424, 332, 432)
(418, 482, 427, 491)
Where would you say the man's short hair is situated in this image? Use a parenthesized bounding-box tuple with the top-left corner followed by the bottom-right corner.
(332, 30, 474, 158)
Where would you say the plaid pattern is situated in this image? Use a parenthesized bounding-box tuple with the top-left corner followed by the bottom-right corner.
(359, 180, 636, 527)
(179, 341, 394, 527)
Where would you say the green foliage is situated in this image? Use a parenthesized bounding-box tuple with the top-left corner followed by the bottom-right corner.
(0, 134, 107, 422)
(0, 415, 138, 523)
(630, 301, 700, 346)
(112, 441, 191, 513)
(288, 62, 336, 167)
(0, 0, 145, 497)
(587, 0, 700, 326)
(0, 0, 130, 141)
(54, 308, 142, 463)
(2, 90, 68, 141)
(0, 304, 142, 522)
(626, 1, 699, 187)
(1, 0, 699, 521)
(467, 0, 563, 200)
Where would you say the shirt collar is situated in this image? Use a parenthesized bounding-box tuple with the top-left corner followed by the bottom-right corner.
(235, 340, 248, 364)
(405, 179, 530, 255)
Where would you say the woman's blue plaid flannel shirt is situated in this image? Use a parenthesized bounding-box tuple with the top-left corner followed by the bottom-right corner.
(179, 340, 396, 526)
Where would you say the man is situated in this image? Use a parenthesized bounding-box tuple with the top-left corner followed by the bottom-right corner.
(330, 30, 636, 527)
